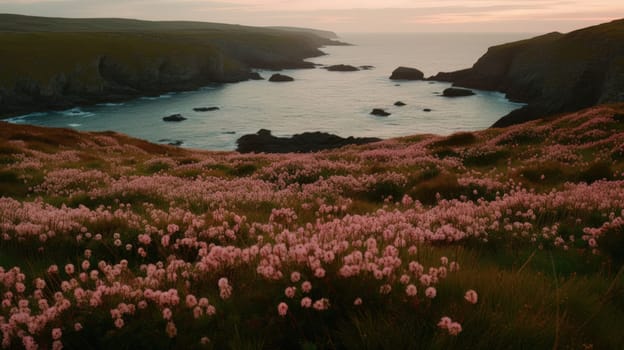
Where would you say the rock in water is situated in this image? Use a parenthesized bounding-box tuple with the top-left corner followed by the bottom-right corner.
(269, 74, 294, 82)
(249, 72, 264, 80)
(390, 67, 424, 80)
(423, 108, 432, 112)
(360, 65, 375, 70)
(193, 107, 220, 112)
(394, 101, 406, 106)
(371, 109, 391, 117)
(236, 129, 381, 153)
(442, 88, 475, 97)
(324, 64, 360, 72)
(163, 114, 186, 122)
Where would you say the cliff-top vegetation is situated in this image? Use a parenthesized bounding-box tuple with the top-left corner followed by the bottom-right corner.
(0, 104, 623, 349)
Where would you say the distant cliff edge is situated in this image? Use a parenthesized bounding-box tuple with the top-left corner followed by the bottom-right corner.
(430, 19, 624, 127)
(0, 14, 345, 117)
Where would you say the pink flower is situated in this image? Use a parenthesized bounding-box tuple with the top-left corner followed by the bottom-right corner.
(300, 297, 312, 308)
(74, 323, 83, 332)
(301, 281, 312, 293)
(64, 264, 75, 275)
(206, 305, 216, 316)
(353, 297, 363, 306)
(34, 278, 46, 290)
(313, 298, 330, 311)
(166, 321, 177, 338)
(167, 224, 179, 234)
(52, 328, 62, 340)
(290, 271, 301, 283)
(162, 307, 172, 320)
(448, 322, 462, 335)
(464, 289, 478, 304)
(114, 318, 124, 329)
(186, 294, 198, 308)
(218, 277, 229, 288)
(284, 287, 296, 299)
(425, 287, 437, 299)
(437, 316, 452, 330)
(193, 306, 203, 319)
(405, 284, 417, 297)
(161, 235, 171, 247)
(277, 302, 288, 316)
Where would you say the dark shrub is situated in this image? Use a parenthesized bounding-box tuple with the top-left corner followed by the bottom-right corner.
(578, 161, 613, 183)
(433, 147, 459, 159)
(411, 173, 462, 205)
(229, 164, 257, 177)
(463, 149, 510, 167)
(366, 181, 406, 202)
(431, 132, 477, 148)
(519, 162, 568, 184)
(601, 227, 624, 265)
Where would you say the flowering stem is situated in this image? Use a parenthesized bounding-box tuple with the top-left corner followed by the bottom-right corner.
(549, 252, 560, 350)
(516, 249, 537, 275)
(577, 263, 624, 332)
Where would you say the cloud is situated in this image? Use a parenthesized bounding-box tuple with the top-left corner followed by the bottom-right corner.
(0, 0, 622, 32)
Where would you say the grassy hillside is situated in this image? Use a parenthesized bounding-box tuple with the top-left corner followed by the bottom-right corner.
(0, 14, 340, 117)
(0, 104, 623, 349)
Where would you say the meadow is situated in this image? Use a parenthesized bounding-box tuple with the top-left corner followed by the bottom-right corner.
(1, 104, 624, 349)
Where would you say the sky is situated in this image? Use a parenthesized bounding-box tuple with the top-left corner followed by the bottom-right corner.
(0, 0, 622, 33)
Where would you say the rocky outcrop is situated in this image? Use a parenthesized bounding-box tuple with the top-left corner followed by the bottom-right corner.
(269, 74, 294, 82)
(248, 72, 264, 80)
(371, 109, 391, 117)
(394, 101, 406, 106)
(430, 19, 624, 127)
(236, 129, 381, 153)
(324, 64, 360, 72)
(0, 14, 343, 118)
(442, 88, 475, 97)
(390, 67, 424, 80)
(163, 114, 186, 122)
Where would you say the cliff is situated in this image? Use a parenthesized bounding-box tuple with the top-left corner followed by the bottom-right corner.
(431, 19, 624, 127)
(0, 14, 342, 117)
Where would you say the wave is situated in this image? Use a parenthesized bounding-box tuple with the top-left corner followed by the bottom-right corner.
(61, 108, 95, 118)
(141, 93, 174, 101)
(96, 102, 125, 107)
(67, 123, 82, 128)
(5, 112, 46, 124)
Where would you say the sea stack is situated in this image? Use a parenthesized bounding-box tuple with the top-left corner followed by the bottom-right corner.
(390, 67, 425, 80)
(269, 74, 294, 82)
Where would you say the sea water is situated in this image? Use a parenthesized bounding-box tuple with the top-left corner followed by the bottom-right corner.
(7, 33, 533, 150)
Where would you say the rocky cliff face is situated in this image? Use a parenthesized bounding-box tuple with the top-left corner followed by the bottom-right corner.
(0, 15, 339, 117)
(431, 19, 624, 127)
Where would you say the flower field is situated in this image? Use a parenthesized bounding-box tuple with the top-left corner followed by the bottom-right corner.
(1, 104, 624, 349)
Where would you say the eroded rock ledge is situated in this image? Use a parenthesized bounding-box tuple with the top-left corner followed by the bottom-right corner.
(236, 129, 381, 153)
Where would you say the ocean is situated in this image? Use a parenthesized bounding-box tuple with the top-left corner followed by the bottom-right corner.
(7, 32, 533, 151)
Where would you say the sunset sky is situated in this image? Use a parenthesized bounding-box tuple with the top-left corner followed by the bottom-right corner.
(0, 0, 622, 33)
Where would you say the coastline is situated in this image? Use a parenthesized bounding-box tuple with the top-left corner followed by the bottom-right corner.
(0, 15, 346, 119)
